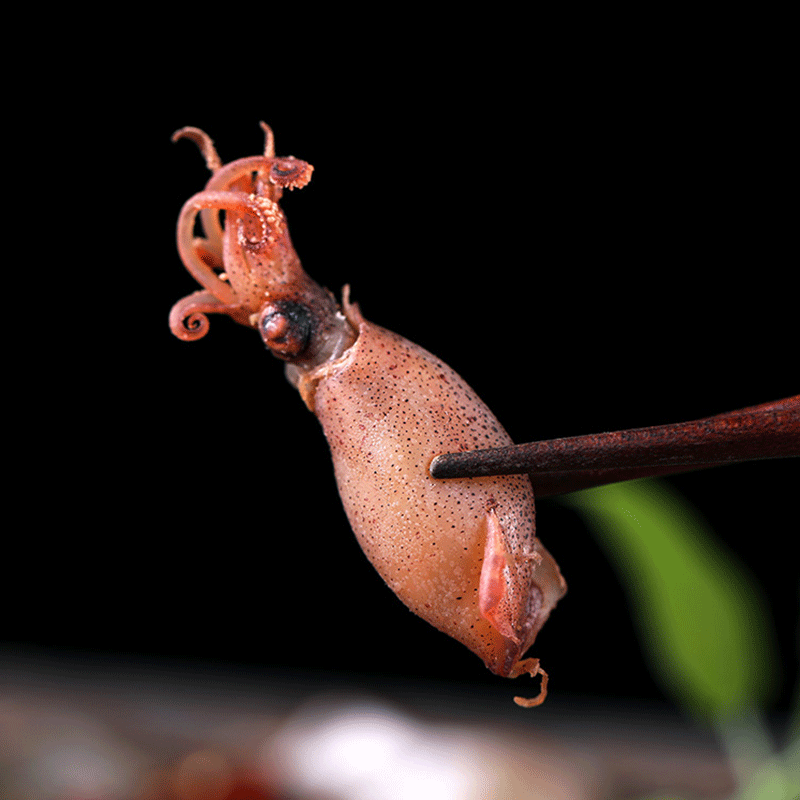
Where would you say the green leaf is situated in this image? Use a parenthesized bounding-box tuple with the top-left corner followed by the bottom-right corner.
(561, 479, 778, 719)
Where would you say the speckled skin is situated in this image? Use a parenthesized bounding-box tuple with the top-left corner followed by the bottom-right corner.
(303, 299, 567, 681)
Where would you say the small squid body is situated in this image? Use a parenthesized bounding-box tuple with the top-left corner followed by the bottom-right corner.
(169, 124, 567, 705)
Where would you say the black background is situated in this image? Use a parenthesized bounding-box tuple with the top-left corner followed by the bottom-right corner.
(9, 50, 797, 721)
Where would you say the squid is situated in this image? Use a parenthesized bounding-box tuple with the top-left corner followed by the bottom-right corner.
(168, 123, 567, 706)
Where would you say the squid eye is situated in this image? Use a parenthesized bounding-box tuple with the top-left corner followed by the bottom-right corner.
(269, 157, 314, 190)
(259, 301, 312, 360)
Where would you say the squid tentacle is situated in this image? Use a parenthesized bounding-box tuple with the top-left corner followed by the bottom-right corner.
(171, 127, 222, 172)
(203, 155, 313, 196)
(172, 128, 228, 255)
(171, 129, 280, 252)
(168, 290, 248, 341)
(203, 158, 267, 254)
(236, 193, 285, 252)
(173, 126, 313, 255)
(510, 658, 549, 708)
(259, 120, 275, 158)
(198, 156, 289, 252)
(204, 156, 274, 193)
(177, 190, 285, 303)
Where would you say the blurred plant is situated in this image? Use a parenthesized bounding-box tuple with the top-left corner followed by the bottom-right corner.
(562, 479, 799, 799)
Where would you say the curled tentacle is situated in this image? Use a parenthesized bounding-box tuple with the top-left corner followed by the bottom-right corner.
(173, 125, 315, 268)
(177, 191, 285, 302)
(236, 194, 285, 251)
(177, 193, 237, 305)
(169, 290, 248, 341)
(511, 658, 549, 708)
(200, 155, 291, 250)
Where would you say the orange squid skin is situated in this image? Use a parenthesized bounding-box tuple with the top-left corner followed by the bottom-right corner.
(169, 124, 567, 705)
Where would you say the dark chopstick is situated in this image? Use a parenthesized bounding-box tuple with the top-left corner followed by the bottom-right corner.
(429, 395, 799, 496)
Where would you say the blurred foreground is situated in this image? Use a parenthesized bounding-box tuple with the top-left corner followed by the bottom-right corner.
(0, 648, 748, 800)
